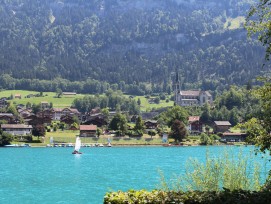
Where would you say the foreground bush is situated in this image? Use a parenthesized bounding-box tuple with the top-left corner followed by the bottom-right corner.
(104, 188, 271, 204)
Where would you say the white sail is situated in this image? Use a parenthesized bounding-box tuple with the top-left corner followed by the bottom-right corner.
(74, 137, 81, 151)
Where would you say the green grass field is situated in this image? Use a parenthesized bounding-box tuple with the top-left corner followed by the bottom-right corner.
(0, 90, 85, 108)
(0, 90, 174, 110)
(134, 96, 174, 111)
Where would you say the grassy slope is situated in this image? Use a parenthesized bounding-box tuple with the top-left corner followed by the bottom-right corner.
(0, 90, 85, 108)
(134, 96, 174, 112)
(0, 90, 174, 110)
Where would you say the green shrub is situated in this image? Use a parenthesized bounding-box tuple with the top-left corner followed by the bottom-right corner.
(104, 189, 271, 204)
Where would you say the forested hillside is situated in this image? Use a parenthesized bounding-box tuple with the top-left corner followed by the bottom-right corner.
(0, 0, 267, 94)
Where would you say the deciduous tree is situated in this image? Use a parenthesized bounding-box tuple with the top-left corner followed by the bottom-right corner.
(169, 119, 187, 143)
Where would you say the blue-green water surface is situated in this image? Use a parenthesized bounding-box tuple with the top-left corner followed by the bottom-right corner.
(0, 146, 269, 204)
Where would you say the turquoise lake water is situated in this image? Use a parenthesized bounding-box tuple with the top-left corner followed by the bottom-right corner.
(0, 146, 269, 204)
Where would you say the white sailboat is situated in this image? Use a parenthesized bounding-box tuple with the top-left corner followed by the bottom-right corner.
(72, 137, 82, 154)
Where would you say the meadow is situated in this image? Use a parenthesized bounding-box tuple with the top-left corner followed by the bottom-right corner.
(0, 90, 174, 110)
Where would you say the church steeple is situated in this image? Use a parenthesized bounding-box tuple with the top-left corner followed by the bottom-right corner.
(174, 68, 180, 105)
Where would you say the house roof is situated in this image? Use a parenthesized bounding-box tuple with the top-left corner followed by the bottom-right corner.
(1, 124, 33, 129)
(144, 120, 158, 124)
(180, 91, 200, 96)
(222, 132, 247, 136)
(0, 113, 14, 117)
(69, 108, 80, 114)
(188, 116, 200, 123)
(214, 121, 231, 126)
(180, 90, 212, 97)
(63, 92, 76, 95)
(80, 125, 97, 131)
(52, 108, 63, 112)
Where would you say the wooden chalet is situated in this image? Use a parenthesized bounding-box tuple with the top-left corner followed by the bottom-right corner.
(0, 113, 16, 124)
(79, 125, 97, 137)
(40, 101, 50, 109)
(18, 109, 32, 119)
(60, 115, 75, 126)
(63, 92, 77, 97)
(24, 115, 52, 126)
(144, 120, 158, 129)
(82, 113, 108, 127)
(213, 121, 231, 133)
(221, 132, 248, 142)
(14, 94, 21, 99)
(36, 109, 53, 119)
(188, 116, 203, 134)
(52, 108, 80, 120)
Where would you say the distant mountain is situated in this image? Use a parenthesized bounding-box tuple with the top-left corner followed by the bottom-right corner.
(0, 0, 267, 93)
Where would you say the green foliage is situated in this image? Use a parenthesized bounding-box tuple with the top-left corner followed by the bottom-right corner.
(235, 118, 266, 144)
(0, 0, 266, 95)
(133, 116, 145, 136)
(6, 104, 18, 116)
(169, 119, 187, 143)
(109, 113, 128, 136)
(104, 189, 271, 204)
(252, 77, 271, 153)
(246, 0, 271, 60)
(32, 125, 46, 138)
(105, 149, 270, 204)
(73, 91, 139, 114)
(159, 105, 188, 127)
(199, 133, 212, 145)
(148, 130, 156, 138)
(0, 131, 13, 146)
(157, 149, 268, 194)
(96, 128, 102, 137)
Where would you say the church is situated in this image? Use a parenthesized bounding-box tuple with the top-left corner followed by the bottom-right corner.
(174, 70, 213, 107)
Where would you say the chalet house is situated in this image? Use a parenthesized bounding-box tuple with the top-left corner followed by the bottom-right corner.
(144, 120, 158, 130)
(213, 121, 231, 133)
(0, 113, 16, 124)
(221, 132, 248, 142)
(36, 109, 53, 119)
(60, 115, 75, 126)
(63, 92, 76, 97)
(52, 108, 80, 120)
(40, 101, 49, 109)
(188, 116, 203, 134)
(175, 90, 212, 107)
(1, 124, 32, 136)
(82, 115, 108, 127)
(79, 125, 97, 137)
(25, 115, 52, 126)
(14, 94, 22, 99)
(18, 109, 32, 119)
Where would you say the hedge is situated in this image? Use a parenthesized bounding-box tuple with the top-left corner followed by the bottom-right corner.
(104, 189, 271, 204)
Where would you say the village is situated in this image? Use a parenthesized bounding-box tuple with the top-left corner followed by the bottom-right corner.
(0, 89, 248, 147)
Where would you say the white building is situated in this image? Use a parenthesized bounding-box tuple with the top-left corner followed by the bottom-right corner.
(175, 90, 213, 106)
(1, 124, 33, 136)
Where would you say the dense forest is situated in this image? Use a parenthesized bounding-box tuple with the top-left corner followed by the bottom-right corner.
(0, 0, 268, 94)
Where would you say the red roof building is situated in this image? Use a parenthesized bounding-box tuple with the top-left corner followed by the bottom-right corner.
(79, 125, 97, 137)
(188, 116, 203, 133)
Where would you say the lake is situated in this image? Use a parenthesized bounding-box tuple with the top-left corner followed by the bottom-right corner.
(0, 146, 269, 204)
